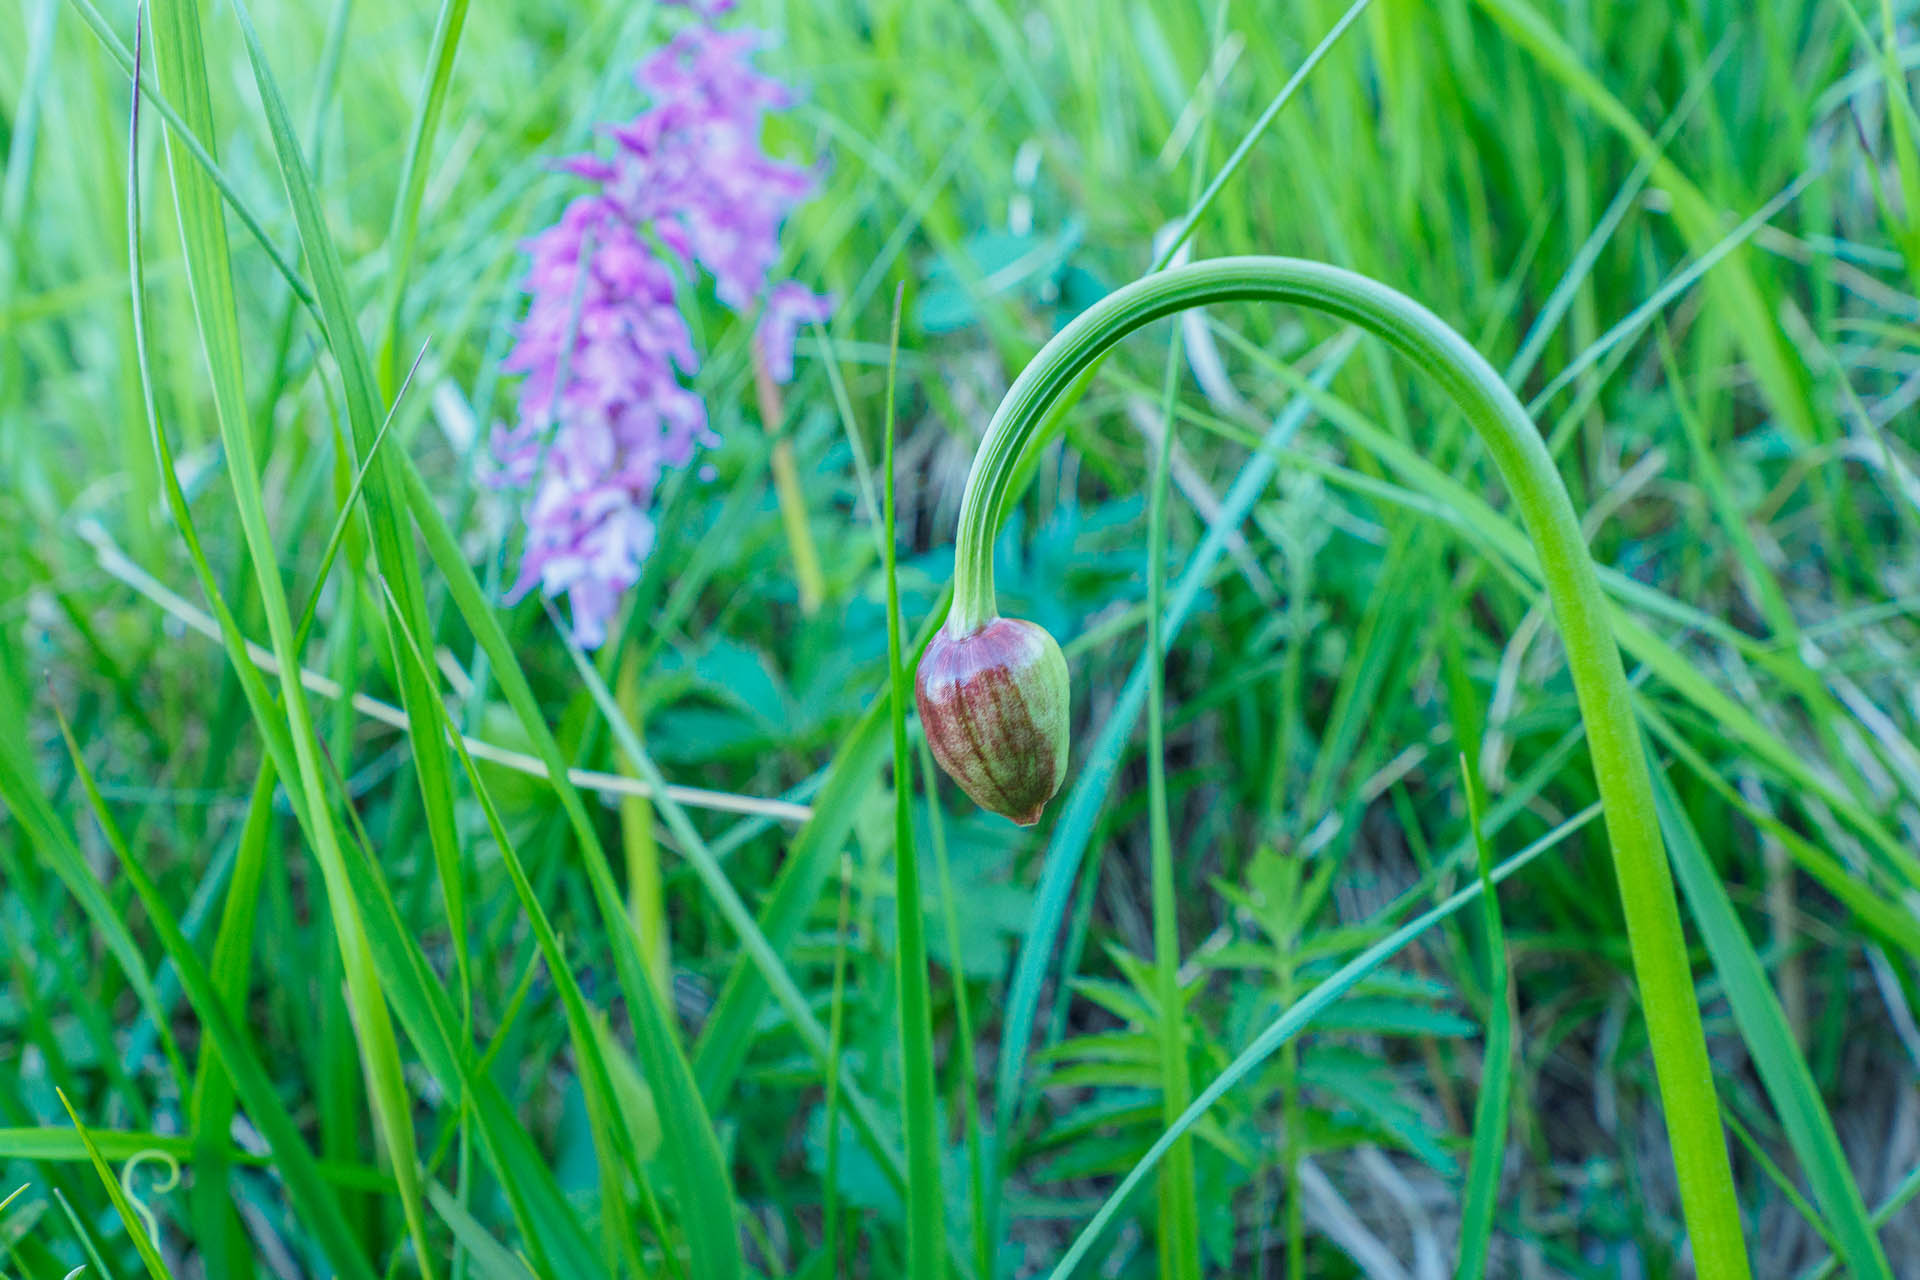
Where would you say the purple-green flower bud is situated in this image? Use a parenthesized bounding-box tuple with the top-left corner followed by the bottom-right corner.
(914, 616, 1070, 826)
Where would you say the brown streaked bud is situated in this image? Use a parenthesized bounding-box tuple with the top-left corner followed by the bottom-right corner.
(914, 616, 1070, 826)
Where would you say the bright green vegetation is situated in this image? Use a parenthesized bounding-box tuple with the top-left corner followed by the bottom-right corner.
(3, 0, 1919, 1277)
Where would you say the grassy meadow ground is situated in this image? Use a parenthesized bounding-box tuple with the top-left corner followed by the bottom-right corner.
(4, 0, 1920, 1276)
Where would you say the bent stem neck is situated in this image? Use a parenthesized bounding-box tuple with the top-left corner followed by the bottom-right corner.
(949, 256, 1750, 1280)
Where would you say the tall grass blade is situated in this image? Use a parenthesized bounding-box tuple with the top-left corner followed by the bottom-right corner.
(398, 453, 744, 1280)
(1453, 751, 1511, 1279)
(378, 0, 469, 396)
(881, 288, 945, 1280)
(136, 3, 436, 1268)
(1651, 771, 1893, 1278)
(48, 703, 380, 1280)
(54, 1090, 175, 1280)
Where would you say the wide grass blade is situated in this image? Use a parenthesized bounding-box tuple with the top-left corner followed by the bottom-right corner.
(188, 763, 275, 1280)
(429, 1184, 540, 1280)
(224, 0, 473, 1100)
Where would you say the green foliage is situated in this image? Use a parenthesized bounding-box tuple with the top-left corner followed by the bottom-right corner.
(2, 0, 1917, 1276)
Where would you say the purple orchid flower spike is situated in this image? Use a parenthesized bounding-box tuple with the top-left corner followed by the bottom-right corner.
(492, 19, 831, 646)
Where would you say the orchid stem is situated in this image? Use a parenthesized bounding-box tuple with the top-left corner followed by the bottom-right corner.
(755, 347, 827, 615)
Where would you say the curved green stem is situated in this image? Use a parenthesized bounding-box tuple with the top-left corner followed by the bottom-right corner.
(950, 256, 1750, 1278)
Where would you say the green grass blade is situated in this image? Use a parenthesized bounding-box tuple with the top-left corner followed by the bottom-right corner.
(188, 763, 275, 1280)
(1453, 751, 1511, 1279)
(54, 1090, 175, 1280)
(397, 453, 743, 1280)
(63, 0, 317, 315)
(48, 704, 380, 1280)
(880, 290, 944, 1280)
(378, 0, 469, 396)
(292, 343, 425, 654)
(1651, 770, 1893, 1279)
(920, 736, 992, 1280)
(1798, 1160, 1920, 1280)
(137, 3, 436, 1269)
(52, 1187, 120, 1280)
(1151, 0, 1370, 269)
(224, 0, 472, 1074)
(1144, 295, 1199, 1280)
(428, 1184, 539, 1280)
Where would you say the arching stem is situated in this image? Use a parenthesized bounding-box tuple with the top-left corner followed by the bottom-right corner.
(948, 256, 1750, 1279)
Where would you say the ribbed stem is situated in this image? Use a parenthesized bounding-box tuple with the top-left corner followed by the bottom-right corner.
(948, 256, 1750, 1279)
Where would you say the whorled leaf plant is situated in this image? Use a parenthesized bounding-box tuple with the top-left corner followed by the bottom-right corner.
(915, 256, 1752, 1278)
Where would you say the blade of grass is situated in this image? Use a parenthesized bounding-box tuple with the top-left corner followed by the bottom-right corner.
(48, 702, 380, 1280)
(1144, 271, 1200, 1280)
(137, 5, 437, 1270)
(54, 1091, 174, 1280)
(1797, 1160, 1920, 1280)
(428, 1184, 539, 1280)
(1151, 0, 1371, 270)
(1453, 749, 1511, 1279)
(225, 0, 473, 1110)
(399, 452, 743, 1280)
(188, 763, 275, 1280)
(820, 864, 855, 1280)
(293, 342, 428, 654)
(919, 738, 992, 1280)
(1651, 770, 1893, 1278)
(0, 1128, 379, 1179)
(377, 0, 469, 397)
(52, 1187, 121, 1280)
(880, 287, 944, 1280)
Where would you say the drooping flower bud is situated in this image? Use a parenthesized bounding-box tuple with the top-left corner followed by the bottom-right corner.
(914, 616, 1070, 826)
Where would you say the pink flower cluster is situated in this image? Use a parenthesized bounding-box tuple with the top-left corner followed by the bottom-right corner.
(493, 22, 832, 646)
